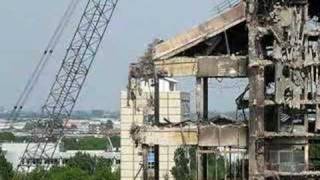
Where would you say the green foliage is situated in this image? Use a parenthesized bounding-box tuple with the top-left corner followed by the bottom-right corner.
(92, 157, 118, 180)
(105, 120, 114, 130)
(63, 137, 107, 150)
(14, 136, 31, 143)
(0, 149, 14, 180)
(171, 147, 196, 180)
(66, 152, 96, 174)
(12, 153, 119, 180)
(63, 136, 120, 151)
(48, 167, 91, 180)
(23, 122, 34, 131)
(0, 133, 119, 149)
(310, 143, 320, 168)
(13, 168, 47, 180)
(64, 153, 118, 180)
(110, 136, 120, 148)
(207, 154, 226, 179)
(0, 132, 31, 144)
(0, 132, 15, 142)
(171, 147, 226, 180)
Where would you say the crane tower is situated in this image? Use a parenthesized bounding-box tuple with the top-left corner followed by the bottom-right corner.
(17, 0, 119, 171)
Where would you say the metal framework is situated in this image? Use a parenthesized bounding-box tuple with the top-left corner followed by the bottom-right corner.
(17, 0, 118, 171)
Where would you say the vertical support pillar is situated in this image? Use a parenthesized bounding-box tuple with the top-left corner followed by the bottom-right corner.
(196, 77, 203, 180)
(242, 159, 246, 180)
(196, 77, 208, 180)
(316, 66, 320, 131)
(154, 145, 160, 180)
(248, 66, 265, 180)
(154, 72, 160, 125)
(203, 78, 208, 180)
(229, 146, 232, 179)
(197, 149, 204, 180)
(247, 0, 265, 179)
(196, 78, 204, 120)
(305, 141, 309, 171)
(304, 107, 310, 171)
(202, 151, 208, 180)
(316, 104, 320, 132)
(142, 145, 149, 180)
(203, 77, 208, 121)
(224, 147, 227, 180)
(196, 77, 208, 121)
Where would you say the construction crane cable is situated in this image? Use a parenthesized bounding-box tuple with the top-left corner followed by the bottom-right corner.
(45, 0, 115, 164)
(17, 0, 80, 109)
(8, 0, 79, 124)
(16, 0, 119, 172)
(20, 0, 79, 106)
(44, 0, 119, 169)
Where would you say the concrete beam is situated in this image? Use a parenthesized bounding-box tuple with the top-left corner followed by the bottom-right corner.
(198, 125, 247, 147)
(138, 127, 198, 146)
(131, 125, 247, 147)
(154, 56, 248, 78)
(153, 2, 246, 60)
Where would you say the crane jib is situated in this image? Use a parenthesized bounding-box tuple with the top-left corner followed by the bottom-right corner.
(17, 0, 119, 171)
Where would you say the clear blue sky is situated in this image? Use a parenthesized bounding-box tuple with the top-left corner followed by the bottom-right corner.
(0, 0, 246, 112)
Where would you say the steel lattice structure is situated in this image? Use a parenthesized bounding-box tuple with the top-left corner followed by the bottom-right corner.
(17, 0, 118, 171)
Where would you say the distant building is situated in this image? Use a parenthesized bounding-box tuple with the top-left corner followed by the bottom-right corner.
(0, 143, 120, 171)
(88, 120, 102, 134)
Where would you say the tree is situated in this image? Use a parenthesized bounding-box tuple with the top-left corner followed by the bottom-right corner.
(12, 152, 120, 180)
(63, 137, 111, 150)
(66, 153, 120, 179)
(66, 152, 96, 175)
(0, 132, 15, 142)
(105, 120, 114, 130)
(27, 167, 46, 180)
(110, 136, 120, 148)
(171, 147, 196, 180)
(92, 157, 119, 180)
(207, 154, 226, 179)
(48, 167, 91, 180)
(0, 149, 14, 180)
(92, 167, 119, 180)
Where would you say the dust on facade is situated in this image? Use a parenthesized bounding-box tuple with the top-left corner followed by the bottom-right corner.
(120, 0, 320, 179)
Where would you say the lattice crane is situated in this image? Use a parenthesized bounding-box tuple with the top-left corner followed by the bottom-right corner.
(17, 0, 119, 171)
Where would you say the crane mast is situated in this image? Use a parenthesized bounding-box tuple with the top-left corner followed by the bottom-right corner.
(17, 0, 118, 171)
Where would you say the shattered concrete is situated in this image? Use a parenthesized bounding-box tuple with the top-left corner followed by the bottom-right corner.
(123, 0, 320, 179)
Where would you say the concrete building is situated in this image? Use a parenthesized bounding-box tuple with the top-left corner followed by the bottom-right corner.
(124, 0, 320, 179)
(0, 143, 120, 171)
(120, 78, 190, 180)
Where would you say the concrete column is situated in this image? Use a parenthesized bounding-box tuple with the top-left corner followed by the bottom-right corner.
(247, 0, 265, 178)
(203, 77, 208, 121)
(196, 77, 208, 180)
(154, 72, 160, 125)
(155, 145, 160, 180)
(248, 66, 265, 180)
(197, 150, 204, 180)
(196, 78, 204, 121)
(196, 77, 208, 121)
(305, 142, 309, 171)
(142, 145, 148, 180)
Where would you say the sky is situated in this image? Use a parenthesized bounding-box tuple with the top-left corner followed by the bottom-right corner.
(0, 0, 247, 112)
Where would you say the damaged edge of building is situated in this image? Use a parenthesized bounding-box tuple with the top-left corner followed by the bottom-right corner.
(121, 0, 320, 179)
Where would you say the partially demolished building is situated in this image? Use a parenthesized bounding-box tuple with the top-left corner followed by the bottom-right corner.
(121, 0, 320, 179)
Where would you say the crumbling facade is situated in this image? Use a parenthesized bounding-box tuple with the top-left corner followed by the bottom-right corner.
(121, 0, 320, 179)
(120, 79, 190, 180)
(247, 0, 320, 179)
